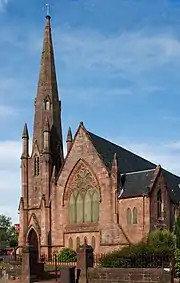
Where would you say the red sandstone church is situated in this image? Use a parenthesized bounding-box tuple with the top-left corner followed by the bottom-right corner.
(18, 15, 180, 256)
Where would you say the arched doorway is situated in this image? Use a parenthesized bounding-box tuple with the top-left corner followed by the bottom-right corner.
(28, 228, 39, 262)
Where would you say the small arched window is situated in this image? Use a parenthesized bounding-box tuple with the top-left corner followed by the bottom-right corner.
(76, 237, 80, 250)
(84, 236, 88, 244)
(34, 155, 39, 176)
(69, 237, 73, 249)
(44, 96, 51, 110)
(157, 189, 162, 219)
(133, 207, 138, 224)
(127, 208, 132, 224)
(92, 236, 95, 250)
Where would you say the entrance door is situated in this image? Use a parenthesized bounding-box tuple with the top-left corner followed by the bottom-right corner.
(28, 228, 39, 262)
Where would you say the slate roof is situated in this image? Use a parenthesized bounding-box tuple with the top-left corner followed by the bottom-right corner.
(119, 169, 155, 198)
(88, 131, 180, 203)
(88, 131, 156, 173)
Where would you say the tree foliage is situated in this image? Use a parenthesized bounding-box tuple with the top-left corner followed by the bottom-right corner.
(148, 229, 176, 249)
(0, 215, 18, 248)
(174, 215, 180, 249)
(58, 248, 77, 262)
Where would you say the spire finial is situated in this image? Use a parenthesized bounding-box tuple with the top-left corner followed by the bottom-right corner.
(45, 3, 50, 18)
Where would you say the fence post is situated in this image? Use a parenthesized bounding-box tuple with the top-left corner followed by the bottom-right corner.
(55, 253, 58, 281)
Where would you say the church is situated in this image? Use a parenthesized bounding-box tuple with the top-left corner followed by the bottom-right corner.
(18, 15, 180, 257)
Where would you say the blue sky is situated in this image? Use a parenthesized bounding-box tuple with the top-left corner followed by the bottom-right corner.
(1, 0, 180, 222)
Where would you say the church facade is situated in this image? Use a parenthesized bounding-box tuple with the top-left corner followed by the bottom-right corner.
(18, 15, 180, 256)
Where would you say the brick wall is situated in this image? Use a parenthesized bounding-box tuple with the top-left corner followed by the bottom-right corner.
(87, 267, 171, 283)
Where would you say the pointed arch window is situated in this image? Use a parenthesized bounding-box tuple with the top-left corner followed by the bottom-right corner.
(43, 96, 51, 110)
(127, 208, 132, 224)
(157, 189, 162, 219)
(68, 163, 100, 224)
(34, 155, 39, 176)
(69, 237, 73, 250)
(76, 237, 80, 250)
(133, 207, 138, 224)
(92, 236, 96, 250)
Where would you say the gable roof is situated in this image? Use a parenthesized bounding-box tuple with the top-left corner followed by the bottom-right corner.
(87, 130, 180, 203)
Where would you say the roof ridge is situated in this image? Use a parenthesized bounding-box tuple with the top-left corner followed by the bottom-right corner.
(121, 168, 155, 175)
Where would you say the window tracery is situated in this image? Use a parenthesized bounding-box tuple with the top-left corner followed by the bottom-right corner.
(68, 163, 100, 224)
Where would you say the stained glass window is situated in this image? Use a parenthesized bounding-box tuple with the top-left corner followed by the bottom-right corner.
(68, 163, 100, 224)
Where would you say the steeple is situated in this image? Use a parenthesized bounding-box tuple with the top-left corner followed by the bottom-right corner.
(33, 15, 64, 172)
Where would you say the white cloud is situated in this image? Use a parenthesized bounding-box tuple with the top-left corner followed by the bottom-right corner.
(0, 0, 10, 11)
(109, 137, 180, 176)
(0, 140, 21, 223)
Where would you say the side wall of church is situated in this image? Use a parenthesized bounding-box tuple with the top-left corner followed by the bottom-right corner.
(118, 196, 150, 244)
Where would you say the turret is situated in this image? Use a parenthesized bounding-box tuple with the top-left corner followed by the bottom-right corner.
(21, 123, 29, 159)
(66, 127, 73, 153)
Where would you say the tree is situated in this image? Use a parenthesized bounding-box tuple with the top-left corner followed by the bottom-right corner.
(148, 229, 175, 249)
(174, 215, 180, 249)
(0, 215, 18, 248)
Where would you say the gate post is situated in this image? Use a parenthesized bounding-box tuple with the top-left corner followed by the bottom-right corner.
(76, 239, 94, 283)
(21, 243, 31, 283)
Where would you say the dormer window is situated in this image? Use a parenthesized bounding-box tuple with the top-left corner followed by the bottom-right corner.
(34, 155, 40, 176)
(44, 96, 51, 110)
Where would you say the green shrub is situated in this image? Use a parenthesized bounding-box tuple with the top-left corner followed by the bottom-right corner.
(174, 216, 180, 249)
(58, 248, 77, 263)
(100, 241, 173, 268)
(175, 249, 180, 277)
(148, 229, 175, 249)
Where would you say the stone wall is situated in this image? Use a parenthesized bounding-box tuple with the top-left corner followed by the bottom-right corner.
(87, 267, 171, 283)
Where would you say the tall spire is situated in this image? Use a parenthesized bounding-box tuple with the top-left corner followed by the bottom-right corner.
(33, 15, 64, 172)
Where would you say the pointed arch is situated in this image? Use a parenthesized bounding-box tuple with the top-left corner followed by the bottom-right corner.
(62, 159, 101, 205)
(69, 237, 73, 249)
(132, 207, 138, 224)
(28, 213, 41, 236)
(92, 236, 96, 250)
(27, 227, 39, 261)
(127, 208, 132, 224)
(76, 237, 80, 250)
(44, 95, 52, 110)
(66, 159, 100, 224)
